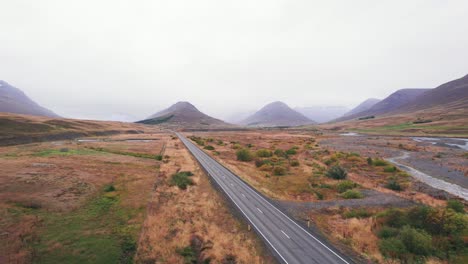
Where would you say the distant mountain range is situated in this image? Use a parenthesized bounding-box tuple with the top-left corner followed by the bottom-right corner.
(0, 80, 59, 118)
(342, 98, 381, 118)
(241, 101, 315, 127)
(138, 101, 229, 127)
(335, 89, 430, 122)
(295, 106, 349, 123)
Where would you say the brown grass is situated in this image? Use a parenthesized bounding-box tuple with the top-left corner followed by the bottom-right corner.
(135, 134, 270, 263)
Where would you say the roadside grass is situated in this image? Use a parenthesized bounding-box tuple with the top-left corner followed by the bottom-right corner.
(85, 146, 163, 160)
(33, 148, 98, 157)
(31, 183, 143, 264)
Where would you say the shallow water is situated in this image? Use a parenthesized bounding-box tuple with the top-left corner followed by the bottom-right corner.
(340, 132, 361, 136)
(386, 152, 468, 201)
(412, 137, 468, 151)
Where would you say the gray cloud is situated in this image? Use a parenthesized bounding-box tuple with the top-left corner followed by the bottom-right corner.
(1, 0, 467, 121)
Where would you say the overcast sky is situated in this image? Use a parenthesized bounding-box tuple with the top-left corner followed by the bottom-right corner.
(1, 0, 468, 121)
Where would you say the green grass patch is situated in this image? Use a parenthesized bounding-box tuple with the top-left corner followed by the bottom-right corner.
(33, 148, 98, 157)
(31, 185, 141, 263)
(86, 146, 162, 160)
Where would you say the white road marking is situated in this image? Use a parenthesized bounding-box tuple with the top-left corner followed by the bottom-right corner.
(242, 193, 246, 198)
(281, 230, 291, 239)
(256, 207, 263, 214)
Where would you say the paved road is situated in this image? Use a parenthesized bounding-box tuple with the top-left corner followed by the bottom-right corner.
(177, 132, 352, 264)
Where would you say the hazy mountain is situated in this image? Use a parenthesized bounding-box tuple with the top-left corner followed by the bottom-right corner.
(241, 101, 315, 127)
(294, 106, 349, 123)
(342, 98, 381, 117)
(0, 80, 59, 118)
(397, 74, 468, 112)
(335, 89, 430, 122)
(138, 101, 228, 126)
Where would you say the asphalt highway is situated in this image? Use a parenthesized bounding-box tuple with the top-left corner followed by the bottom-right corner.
(176, 132, 352, 264)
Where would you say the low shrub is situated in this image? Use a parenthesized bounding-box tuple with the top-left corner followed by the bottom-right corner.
(385, 179, 403, 191)
(447, 199, 465, 213)
(290, 160, 300, 167)
(373, 159, 387, 166)
(367, 157, 373, 165)
(170, 171, 194, 190)
(326, 165, 347, 180)
(384, 166, 397, 173)
(273, 166, 287, 176)
(335, 180, 357, 193)
(341, 190, 363, 199)
(203, 145, 215, 150)
(256, 149, 273, 157)
(377, 226, 399, 239)
(274, 149, 286, 157)
(103, 184, 116, 192)
(285, 148, 297, 155)
(236, 149, 253, 162)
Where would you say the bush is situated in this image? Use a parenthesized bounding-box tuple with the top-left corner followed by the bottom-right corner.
(379, 237, 407, 261)
(447, 199, 465, 213)
(236, 149, 253, 162)
(326, 165, 347, 180)
(290, 160, 300, 167)
(274, 149, 286, 157)
(273, 166, 287, 176)
(155, 155, 163, 161)
(256, 149, 272, 157)
(203, 145, 215, 150)
(170, 171, 194, 190)
(341, 190, 364, 199)
(385, 179, 403, 191)
(285, 148, 297, 155)
(103, 184, 116, 192)
(373, 159, 387, 166)
(384, 166, 397, 173)
(367, 157, 373, 165)
(255, 159, 272, 168)
(378, 226, 399, 239)
(400, 226, 432, 256)
(335, 180, 357, 193)
(383, 209, 408, 228)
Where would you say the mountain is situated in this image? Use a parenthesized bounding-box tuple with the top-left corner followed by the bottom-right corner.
(294, 106, 349, 123)
(0, 80, 59, 118)
(138, 101, 229, 127)
(241, 101, 315, 127)
(335, 89, 430, 122)
(342, 98, 381, 117)
(396, 74, 468, 112)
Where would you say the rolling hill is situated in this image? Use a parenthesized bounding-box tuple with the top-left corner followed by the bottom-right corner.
(241, 101, 315, 127)
(0, 80, 60, 118)
(138, 101, 230, 127)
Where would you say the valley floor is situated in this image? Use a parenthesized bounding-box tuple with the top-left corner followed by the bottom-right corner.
(0, 132, 270, 263)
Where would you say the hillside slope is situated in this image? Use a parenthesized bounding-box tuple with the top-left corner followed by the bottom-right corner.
(0, 80, 59, 118)
(335, 89, 430, 122)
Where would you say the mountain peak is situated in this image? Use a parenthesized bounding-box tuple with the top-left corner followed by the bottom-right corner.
(242, 101, 314, 127)
(139, 101, 229, 127)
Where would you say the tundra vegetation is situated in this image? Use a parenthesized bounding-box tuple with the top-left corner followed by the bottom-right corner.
(187, 131, 467, 263)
